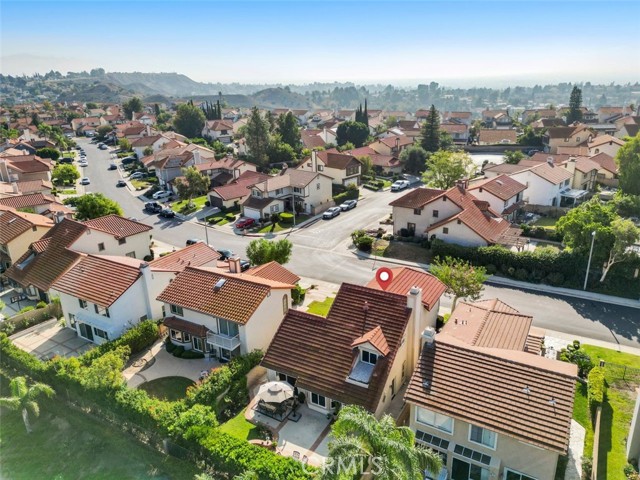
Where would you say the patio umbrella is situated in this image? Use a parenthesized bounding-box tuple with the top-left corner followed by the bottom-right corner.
(257, 381, 294, 404)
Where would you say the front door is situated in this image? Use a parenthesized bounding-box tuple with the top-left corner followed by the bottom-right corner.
(407, 222, 416, 236)
(78, 323, 94, 342)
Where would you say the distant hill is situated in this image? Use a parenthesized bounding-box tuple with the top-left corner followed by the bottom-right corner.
(252, 88, 310, 108)
(56, 81, 132, 103)
(106, 72, 215, 97)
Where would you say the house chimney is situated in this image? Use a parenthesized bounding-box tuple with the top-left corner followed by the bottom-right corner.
(11, 181, 19, 194)
(55, 211, 66, 224)
(228, 256, 242, 274)
(138, 262, 155, 320)
(421, 327, 436, 347)
(146, 125, 151, 137)
(407, 286, 424, 368)
(546, 156, 554, 166)
(456, 179, 468, 192)
(193, 149, 201, 165)
(280, 163, 288, 175)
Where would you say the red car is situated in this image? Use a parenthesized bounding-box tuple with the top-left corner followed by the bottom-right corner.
(235, 217, 256, 229)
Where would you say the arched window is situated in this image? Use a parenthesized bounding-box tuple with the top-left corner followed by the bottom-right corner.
(283, 294, 289, 314)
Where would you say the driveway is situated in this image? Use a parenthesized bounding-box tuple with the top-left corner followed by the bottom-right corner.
(10, 319, 92, 360)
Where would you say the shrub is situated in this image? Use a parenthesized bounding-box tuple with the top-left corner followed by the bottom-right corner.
(225, 213, 236, 221)
(36, 301, 48, 309)
(180, 350, 205, 359)
(581, 457, 593, 480)
(291, 284, 306, 305)
(205, 200, 211, 207)
(587, 366, 606, 413)
(560, 344, 594, 378)
(332, 186, 359, 205)
(280, 212, 294, 224)
(173, 346, 185, 357)
(546, 272, 565, 286)
(485, 264, 497, 275)
(515, 268, 529, 281)
(355, 235, 374, 252)
(17, 306, 35, 314)
(362, 183, 379, 191)
(165, 337, 177, 353)
(80, 320, 159, 364)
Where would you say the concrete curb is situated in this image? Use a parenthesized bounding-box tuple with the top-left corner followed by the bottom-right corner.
(351, 250, 640, 309)
(192, 213, 324, 238)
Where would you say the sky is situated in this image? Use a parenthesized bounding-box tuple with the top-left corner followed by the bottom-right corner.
(1, 0, 639, 87)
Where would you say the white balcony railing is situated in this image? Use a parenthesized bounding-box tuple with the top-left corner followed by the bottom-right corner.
(206, 332, 241, 350)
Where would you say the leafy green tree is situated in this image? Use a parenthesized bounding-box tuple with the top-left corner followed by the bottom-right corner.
(173, 102, 206, 138)
(52, 164, 80, 185)
(267, 138, 297, 165)
(36, 147, 60, 161)
(0, 126, 20, 140)
(616, 133, 640, 196)
(336, 121, 369, 147)
(245, 107, 271, 166)
(154, 103, 161, 116)
(157, 112, 172, 125)
(612, 192, 640, 217)
(277, 112, 301, 151)
(96, 124, 113, 141)
(265, 110, 277, 133)
(81, 346, 129, 390)
(123, 97, 143, 120)
(174, 166, 211, 206)
(86, 102, 98, 110)
(517, 126, 544, 146)
(358, 155, 373, 177)
(37, 123, 52, 140)
(384, 115, 398, 128)
(438, 130, 454, 151)
(422, 150, 472, 189)
(420, 105, 440, 153)
(66, 193, 124, 220)
(399, 145, 428, 174)
(503, 150, 525, 164)
(600, 218, 640, 282)
(118, 138, 132, 151)
(0, 376, 54, 433)
(337, 141, 355, 152)
(566, 86, 583, 124)
(143, 146, 154, 156)
(246, 238, 293, 265)
(325, 405, 442, 480)
(430, 256, 487, 309)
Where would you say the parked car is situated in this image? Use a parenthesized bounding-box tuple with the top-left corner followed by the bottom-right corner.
(240, 260, 251, 272)
(121, 156, 137, 165)
(217, 248, 233, 260)
(108, 163, 118, 170)
(80, 177, 91, 185)
(186, 238, 202, 246)
(78, 160, 88, 167)
(235, 217, 256, 229)
(152, 190, 172, 200)
(391, 180, 410, 191)
(130, 172, 145, 179)
(116, 179, 127, 187)
(339, 199, 358, 211)
(99, 144, 108, 150)
(159, 208, 176, 218)
(323, 207, 341, 219)
(144, 202, 163, 213)
(58, 157, 74, 164)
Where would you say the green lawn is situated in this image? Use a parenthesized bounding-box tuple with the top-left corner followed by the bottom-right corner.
(532, 216, 559, 227)
(307, 297, 335, 317)
(573, 381, 595, 457)
(0, 378, 201, 479)
(581, 345, 640, 480)
(137, 376, 194, 402)
(258, 222, 288, 233)
(173, 195, 208, 213)
(60, 188, 77, 195)
(218, 408, 261, 441)
(383, 241, 431, 263)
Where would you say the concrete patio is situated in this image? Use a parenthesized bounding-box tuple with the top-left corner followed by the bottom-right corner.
(10, 319, 93, 360)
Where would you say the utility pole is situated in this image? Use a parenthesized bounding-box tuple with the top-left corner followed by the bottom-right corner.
(583, 231, 596, 290)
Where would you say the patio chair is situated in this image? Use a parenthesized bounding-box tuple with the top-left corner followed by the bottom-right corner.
(292, 451, 300, 460)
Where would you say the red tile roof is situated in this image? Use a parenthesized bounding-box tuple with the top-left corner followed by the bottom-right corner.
(163, 316, 209, 337)
(468, 174, 527, 201)
(82, 215, 152, 239)
(365, 267, 446, 311)
(149, 243, 221, 272)
(440, 123, 468, 134)
(478, 129, 517, 144)
(262, 283, 412, 411)
(0, 209, 52, 245)
(0, 193, 57, 210)
(351, 325, 390, 356)
(131, 135, 165, 147)
(52, 254, 143, 307)
(368, 154, 400, 168)
(247, 261, 300, 285)
(389, 188, 444, 209)
(315, 151, 361, 170)
(377, 135, 414, 149)
(210, 171, 269, 200)
(525, 162, 573, 185)
(590, 152, 617, 174)
(205, 120, 234, 131)
(574, 157, 601, 174)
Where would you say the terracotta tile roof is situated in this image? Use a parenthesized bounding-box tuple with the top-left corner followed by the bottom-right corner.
(315, 151, 360, 170)
(2, 155, 52, 173)
(210, 171, 269, 200)
(205, 120, 234, 131)
(6, 219, 86, 291)
(368, 154, 400, 168)
(478, 129, 517, 144)
(574, 157, 601, 173)
(131, 134, 164, 147)
(389, 188, 444, 209)
(528, 153, 573, 165)
(156, 266, 292, 325)
(482, 109, 508, 118)
(590, 152, 617, 174)
(262, 283, 412, 411)
(526, 162, 573, 185)
(445, 111, 472, 119)
(82, 215, 152, 240)
(556, 146, 590, 156)
(526, 326, 546, 355)
(247, 261, 300, 285)
(242, 195, 277, 210)
(397, 120, 421, 131)
(440, 123, 468, 134)
(0, 209, 51, 245)
(12, 179, 53, 194)
(300, 131, 326, 149)
(365, 267, 446, 311)
(149, 243, 221, 272)
(405, 337, 577, 454)
(163, 316, 209, 337)
(588, 134, 625, 148)
(483, 163, 529, 175)
(194, 157, 252, 172)
(52, 254, 143, 307)
(377, 135, 414, 149)
(468, 174, 527, 201)
(351, 325, 390, 356)
(0, 193, 57, 210)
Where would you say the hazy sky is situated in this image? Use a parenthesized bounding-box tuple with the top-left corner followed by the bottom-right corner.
(2, 0, 639, 86)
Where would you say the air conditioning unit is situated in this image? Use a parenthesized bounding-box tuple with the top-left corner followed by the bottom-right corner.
(422, 327, 436, 346)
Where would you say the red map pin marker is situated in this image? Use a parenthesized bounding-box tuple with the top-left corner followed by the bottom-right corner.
(376, 267, 393, 291)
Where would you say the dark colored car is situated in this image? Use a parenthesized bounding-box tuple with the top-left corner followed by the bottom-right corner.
(144, 202, 163, 213)
(58, 157, 74, 164)
(116, 179, 126, 187)
(186, 238, 202, 246)
(240, 260, 251, 272)
(108, 163, 118, 170)
(121, 156, 137, 165)
(217, 248, 233, 260)
(235, 217, 256, 229)
(159, 208, 176, 218)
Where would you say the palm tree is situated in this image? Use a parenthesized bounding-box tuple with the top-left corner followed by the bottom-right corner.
(0, 376, 55, 433)
(325, 405, 442, 480)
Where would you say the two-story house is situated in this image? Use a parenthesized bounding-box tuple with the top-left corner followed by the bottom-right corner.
(561, 156, 600, 192)
(590, 152, 619, 185)
(477, 129, 517, 145)
(50, 255, 159, 344)
(467, 175, 527, 221)
(157, 265, 296, 360)
(369, 135, 414, 156)
(0, 207, 53, 271)
(297, 150, 362, 187)
(202, 120, 234, 144)
(262, 281, 445, 418)
(390, 184, 515, 247)
(543, 125, 593, 154)
(587, 134, 625, 158)
(0, 153, 52, 183)
(405, 299, 576, 480)
(6, 216, 152, 302)
(208, 170, 269, 210)
(0, 193, 70, 218)
(509, 161, 573, 207)
(440, 124, 469, 144)
(481, 109, 512, 129)
(142, 144, 216, 187)
(242, 168, 333, 220)
(130, 134, 172, 158)
(193, 156, 257, 187)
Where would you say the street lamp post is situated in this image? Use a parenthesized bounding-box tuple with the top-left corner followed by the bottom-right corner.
(583, 231, 596, 290)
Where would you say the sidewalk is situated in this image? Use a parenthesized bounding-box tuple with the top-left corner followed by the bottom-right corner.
(192, 212, 323, 238)
(352, 250, 640, 309)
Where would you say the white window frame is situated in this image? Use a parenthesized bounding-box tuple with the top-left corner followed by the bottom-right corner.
(193, 336, 203, 352)
(469, 425, 497, 450)
(169, 304, 184, 316)
(503, 468, 537, 480)
(170, 329, 183, 342)
(361, 350, 378, 365)
(416, 407, 454, 434)
(93, 327, 108, 340)
(311, 392, 326, 408)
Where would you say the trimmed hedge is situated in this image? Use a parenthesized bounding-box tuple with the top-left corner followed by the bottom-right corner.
(588, 366, 606, 414)
(363, 184, 380, 191)
(333, 188, 359, 205)
(80, 320, 159, 365)
(279, 212, 294, 224)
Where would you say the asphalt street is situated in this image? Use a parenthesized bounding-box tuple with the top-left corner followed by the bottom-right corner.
(77, 138, 640, 349)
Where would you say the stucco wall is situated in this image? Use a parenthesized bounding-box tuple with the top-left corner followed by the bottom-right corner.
(71, 229, 151, 259)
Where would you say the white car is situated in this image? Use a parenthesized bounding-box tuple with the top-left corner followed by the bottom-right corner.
(78, 160, 88, 167)
(80, 177, 91, 185)
(130, 172, 145, 179)
(152, 190, 172, 200)
(391, 180, 410, 191)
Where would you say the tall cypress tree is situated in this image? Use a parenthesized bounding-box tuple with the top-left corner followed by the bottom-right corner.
(420, 105, 441, 153)
(363, 98, 369, 128)
(567, 86, 583, 124)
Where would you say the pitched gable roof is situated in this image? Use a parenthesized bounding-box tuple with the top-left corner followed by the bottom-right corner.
(365, 267, 447, 311)
(0, 208, 53, 245)
(590, 152, 617, 174)
(315, 151, 360, 170)
(210, 171, 269, 200)
(149, 243, 221, 272)
(468, 174, 527, 201)
(389, 188, 444, 209)
(526, 162, 573, 185)
(82, 215, 152, 240)
(247, 261, 300, 285)
(478, 129, 517, 144)
(351, 325, 390, 356)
